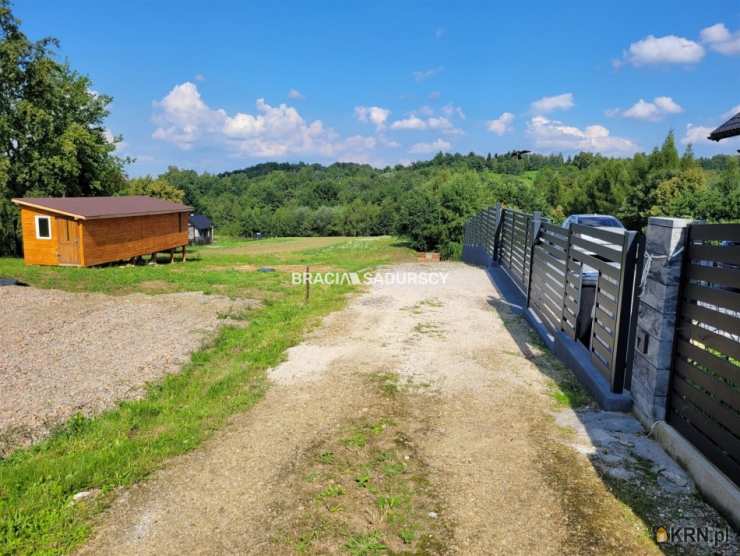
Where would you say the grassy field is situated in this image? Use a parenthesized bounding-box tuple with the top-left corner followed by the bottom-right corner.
(0, 236, 415, 555)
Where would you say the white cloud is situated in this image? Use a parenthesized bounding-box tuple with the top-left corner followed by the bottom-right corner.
(681, 122, 740, 147)
(194, 73, 206, 82)
(152, 82, 223, 149)
(103, 129, 127, 152)
(486, 112, 515, 135)
(428, 91, 441, 100)
(623, 100, 660, 120)
(681, 106, 740, 147)
(700, 23, 740, 55)
(723, 104, 740, 119)
(333, 134, 401, 165)
(151, 82, 402, 161)
(531, 93, 574, 114)
(355, 105, 391, 129)
(390, 114, 461, 135)
(152, 81, 369, 159)
(618, 96, 683, 121)
(527, 116, 637, 154)
(288, 88, 304, 100)
(653, 96, 683, 114)
(441, 103, 465, 120)
(428, 116, 457, 132)
(378, 135, 401, 148)
(681, 124, 713, 145)
(223, 99, 334, 157)
(391, 116, 427, 130)
(622, 34, 705, 66)
(412, 66, 444, 82)
(409, 138, 451, 154)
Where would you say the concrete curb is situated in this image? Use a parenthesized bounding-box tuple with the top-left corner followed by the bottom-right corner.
(653, 422, 740, 531)
(553, 331, 633, 412)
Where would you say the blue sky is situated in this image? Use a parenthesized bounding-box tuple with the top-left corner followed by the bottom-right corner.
(14, 1, 740, 176)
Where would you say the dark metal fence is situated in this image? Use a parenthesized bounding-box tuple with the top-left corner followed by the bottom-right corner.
(463, 206, 498, 262)
(463, 205, 644, 394)
(499, 210, 537, 294)
(529, 222, 570, 334)
(667, 223, 740, 485)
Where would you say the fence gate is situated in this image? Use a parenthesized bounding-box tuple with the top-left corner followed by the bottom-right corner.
(566, 224, 644, 392)
(667, 223, 740, 485)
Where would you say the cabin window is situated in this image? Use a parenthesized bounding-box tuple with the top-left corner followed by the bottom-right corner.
(35, 215, 51, 240)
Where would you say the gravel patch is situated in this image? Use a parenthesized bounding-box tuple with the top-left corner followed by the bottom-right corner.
(0, 286, 258, 455)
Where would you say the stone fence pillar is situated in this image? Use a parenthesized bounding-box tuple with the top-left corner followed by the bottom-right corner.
(631, 217, 692, 428)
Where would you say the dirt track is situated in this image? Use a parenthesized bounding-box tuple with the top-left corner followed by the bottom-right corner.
(78, 263, 734, 555)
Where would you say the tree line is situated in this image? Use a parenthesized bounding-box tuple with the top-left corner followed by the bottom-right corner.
(1, 0, 738, 259)
(155, 135, 738, 258)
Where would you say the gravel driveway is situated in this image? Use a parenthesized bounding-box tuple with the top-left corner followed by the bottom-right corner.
(0, 286, 256, 455)
(79, 263, 737, 555)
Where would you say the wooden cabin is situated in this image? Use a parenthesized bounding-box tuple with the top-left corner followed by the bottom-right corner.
(11, 196, 192, 267)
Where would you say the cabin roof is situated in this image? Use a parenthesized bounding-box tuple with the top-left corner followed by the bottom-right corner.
(189, 214, 213, 229)
(709, 112, 740, 141)
(11, 196, 192, 220)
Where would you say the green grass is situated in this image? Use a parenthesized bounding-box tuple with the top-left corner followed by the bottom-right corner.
(280, 373, 449, 554)
(0, 236, 414, 555)
(548, 376, 592, 409)
(345, 532, 387, 555)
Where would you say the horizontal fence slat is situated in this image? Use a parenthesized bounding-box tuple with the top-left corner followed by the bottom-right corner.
(688, 244, 740, 266)
(542, 232, 569, 250)
(674, 357, 740, 414)
(595, 292, 618, 315)
(683, 283, 740, 313)
(591, 336, 612, 365)
(670, 394, 740, 461)
(690, 223, 740, 242)
(590, 348, 611, 379)
(570, 236, 622, 263)
(569, 251, 621, 281)
(680, 301, 740, 337)
(593, 318, 614, 344)
(679, 320, 740, 360)
(686, 264, 740, 289)
(532, 267, 565, 293)
(675, 339, 740, 391)
(571, 224, 625, 245)
(671, 373, 740, 436)
(535, 241, 568, 263)
(561, 318, 576, 337)
(594, 305, 616, 330)
(563, 295, 579, 317)
(669, 411, 740, 486)
(565, 282, 580, 301)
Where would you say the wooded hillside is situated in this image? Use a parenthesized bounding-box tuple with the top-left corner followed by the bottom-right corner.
(157, 133, 739, 257)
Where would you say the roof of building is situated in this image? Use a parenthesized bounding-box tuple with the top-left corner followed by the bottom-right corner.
(709, 112, 740, 141)
(11, 196, 192, 220)
(189, 214, 213, 229)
